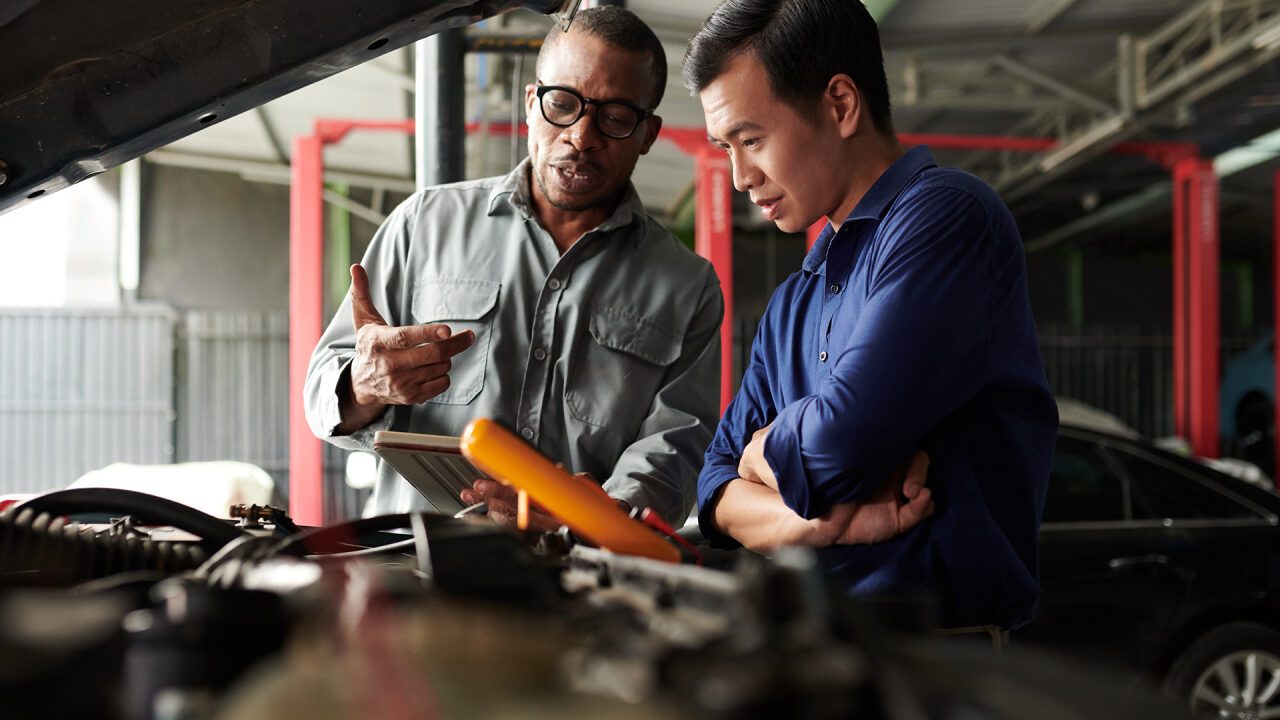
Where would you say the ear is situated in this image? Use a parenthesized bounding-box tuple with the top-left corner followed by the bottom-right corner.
(524, 83, 538, 125)
(639, 114, 663, 155)
(825, 74, 862, 140)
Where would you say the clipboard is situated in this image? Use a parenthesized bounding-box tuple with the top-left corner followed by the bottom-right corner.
(372, 430, 488, 514)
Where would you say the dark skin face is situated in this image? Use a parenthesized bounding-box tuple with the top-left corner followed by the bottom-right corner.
(525, 32, 663, 251)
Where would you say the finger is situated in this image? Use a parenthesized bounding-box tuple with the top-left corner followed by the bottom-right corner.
(472, 479, 519, 503)
(398, 374, 451, 406)
(486, 508, 518, 528)
(902, 451, 931, 497)
(399, 339, 468, 369)
(421, 329, 477, 359)
(385, 359, 451, 390)
(374, 323, 452, 351)
(350, 264, 388, 330)
(899, 488, 935, 530)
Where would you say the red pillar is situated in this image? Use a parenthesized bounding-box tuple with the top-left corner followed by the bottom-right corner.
(694, 148, 735, 414)
(1273, 169, 1280, 487)
(1172, 158, 1220, 458)
(289, 135, 326, 526)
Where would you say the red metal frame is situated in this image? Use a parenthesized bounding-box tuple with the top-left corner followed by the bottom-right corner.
(288, 134, 325, 526)
(290, 122, 1216, 521)
(662, 128, 737, 415)
(1171, 158, 1220, 458)
(694, 148, 735, 414)
(287, 120, 413, 525)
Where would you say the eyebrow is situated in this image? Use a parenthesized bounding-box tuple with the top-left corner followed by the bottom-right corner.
(540, 82, 647, 108)
(707, 121, 764, 144)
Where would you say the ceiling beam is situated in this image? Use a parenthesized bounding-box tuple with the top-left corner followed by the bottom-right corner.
(1026, 0, 1079, 36)
(254, 107, 291, 165)
(992, 0, 1280, 203)
(145, 150, 417, 193)
(991, 54, 1117, 116)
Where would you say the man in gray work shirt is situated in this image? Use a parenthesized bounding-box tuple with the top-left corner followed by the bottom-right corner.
(304, 7, 723, 526)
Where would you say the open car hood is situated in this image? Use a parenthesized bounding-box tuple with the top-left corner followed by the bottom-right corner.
(0, 0, 575, 215)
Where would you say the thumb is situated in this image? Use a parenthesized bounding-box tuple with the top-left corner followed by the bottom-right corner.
(902, 451, 930, 499)
(350, 264, 388, 330)
(898, 488, 935, 531)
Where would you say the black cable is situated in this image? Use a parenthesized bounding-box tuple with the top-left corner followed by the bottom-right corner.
(308, 537, 417, 560)
(14, 488, 247, 553)
(268, 513, 417, 557)
(194, 534, 279, 580)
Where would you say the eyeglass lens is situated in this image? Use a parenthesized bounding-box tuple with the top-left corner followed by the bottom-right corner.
(541, 88, 642, 139)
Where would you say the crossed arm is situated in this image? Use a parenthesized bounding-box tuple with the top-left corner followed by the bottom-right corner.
(708, 430, 933, 552)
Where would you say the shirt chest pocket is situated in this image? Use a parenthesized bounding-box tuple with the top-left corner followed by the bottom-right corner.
(566, 306, 681, 437)
(411, 279, 500, 406)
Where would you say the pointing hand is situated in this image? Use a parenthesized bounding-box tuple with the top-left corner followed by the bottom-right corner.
(347, 264, 477, 407)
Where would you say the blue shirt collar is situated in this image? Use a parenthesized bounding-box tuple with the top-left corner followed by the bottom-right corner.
(802, 145, 938, 274)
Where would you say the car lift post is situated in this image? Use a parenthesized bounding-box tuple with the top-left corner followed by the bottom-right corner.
(1172, 157, 1221, 459)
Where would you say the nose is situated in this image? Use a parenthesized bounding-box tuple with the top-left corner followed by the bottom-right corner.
(563, 105, 606, 152)
(730, 152, 759, 193)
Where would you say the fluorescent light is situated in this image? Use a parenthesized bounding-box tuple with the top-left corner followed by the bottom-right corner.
(1251, 21, 1280, 51)
(1213, 126, 1280, 176)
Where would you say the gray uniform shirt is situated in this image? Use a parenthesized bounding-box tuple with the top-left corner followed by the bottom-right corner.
(304, 160, 723, 523)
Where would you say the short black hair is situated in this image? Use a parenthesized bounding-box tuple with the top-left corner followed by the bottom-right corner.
(540, 6, 668, 108)
(683, 0, 893, 133)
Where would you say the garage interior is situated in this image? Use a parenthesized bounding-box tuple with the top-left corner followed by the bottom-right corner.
(1, 0, 1280, 719)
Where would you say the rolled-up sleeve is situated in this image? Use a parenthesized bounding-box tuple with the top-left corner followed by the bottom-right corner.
(695, 298, 780, 547)
(604, 271, 724, 526)
(765, 188, 993, 519)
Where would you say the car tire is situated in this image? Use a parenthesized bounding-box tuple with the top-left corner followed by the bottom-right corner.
(1164, 622, 1280, 719)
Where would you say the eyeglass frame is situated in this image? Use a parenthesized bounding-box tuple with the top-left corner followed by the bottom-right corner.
(534, 82, 655, 140)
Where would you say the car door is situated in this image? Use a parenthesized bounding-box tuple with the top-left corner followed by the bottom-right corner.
(1021, 431, 1193, 672)
(1107, 444, 1280, 630)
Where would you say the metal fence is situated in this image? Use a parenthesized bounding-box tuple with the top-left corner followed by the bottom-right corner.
(1038, 326, 1176, 437)
(0, 308, 364, 521)
(735, 317, 1258, 441)
(176, 312, 363, 521)
(0, 307, 175, 494)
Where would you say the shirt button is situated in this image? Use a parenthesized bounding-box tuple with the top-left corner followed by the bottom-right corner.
(547, 278, 562, 291)
(819, 351, 829, 362)
(520, 427, 535, 440)
(533, 348, 547, 361)
(830, 284, 841, 294)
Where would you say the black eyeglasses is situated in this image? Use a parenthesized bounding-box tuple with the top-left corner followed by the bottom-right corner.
(535, 83, 654, 140)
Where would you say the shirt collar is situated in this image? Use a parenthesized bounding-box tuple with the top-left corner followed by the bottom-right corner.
(486, 158, 645, 233)
(801, 145, 938, 274)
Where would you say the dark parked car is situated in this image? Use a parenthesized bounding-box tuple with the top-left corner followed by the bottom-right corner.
(1019, 423, 1280, 719)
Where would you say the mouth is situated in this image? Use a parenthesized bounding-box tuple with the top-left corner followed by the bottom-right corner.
(754, 196, 782, 221)
(549, 162, 601, 194)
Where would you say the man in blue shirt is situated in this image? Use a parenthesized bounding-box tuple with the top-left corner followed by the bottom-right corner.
(683, 0, 1058, 630)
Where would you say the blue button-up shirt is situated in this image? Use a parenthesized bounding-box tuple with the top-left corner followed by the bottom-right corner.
(697, 147, 1058, 629)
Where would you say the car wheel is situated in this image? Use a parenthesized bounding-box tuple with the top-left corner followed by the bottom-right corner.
(1165, 622, 1280, 719)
